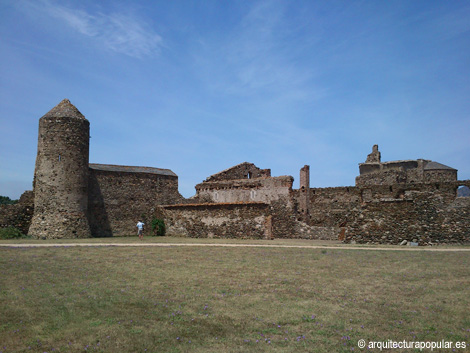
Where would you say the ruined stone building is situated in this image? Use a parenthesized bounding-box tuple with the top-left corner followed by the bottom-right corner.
(1, 100, 469, 244)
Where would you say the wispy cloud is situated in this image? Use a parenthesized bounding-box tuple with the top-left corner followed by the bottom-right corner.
(193, 0, 321, 102)
(23, 0, 162, 58)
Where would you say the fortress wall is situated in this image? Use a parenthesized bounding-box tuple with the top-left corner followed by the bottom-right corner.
(294, 187, 361, 228)
(344, 190, 470, 245)
(160, 202, 271, 239)
(0, 191, 34, 234)
(88, 169, 181, 237)
(356, 160, 457, 187)
(424, 170, 458, 183)
(343, 181, 470, 244)
(290, 181, 470, 244)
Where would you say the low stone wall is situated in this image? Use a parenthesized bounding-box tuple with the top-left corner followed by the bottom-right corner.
(160, 202, 272, 239)
(295, 222, 340, 240)
(0, 191, 34, 234)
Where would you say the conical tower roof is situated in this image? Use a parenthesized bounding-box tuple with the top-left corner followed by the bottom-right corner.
(42, 99, 86, 120)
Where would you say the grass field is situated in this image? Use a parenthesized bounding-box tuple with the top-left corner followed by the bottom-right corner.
(1, 238, 469, 352)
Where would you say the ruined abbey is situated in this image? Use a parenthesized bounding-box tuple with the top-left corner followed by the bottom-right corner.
(1, 99, 469, 245)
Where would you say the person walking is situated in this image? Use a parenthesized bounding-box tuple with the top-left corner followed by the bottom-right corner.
(136, 220, 145, 240)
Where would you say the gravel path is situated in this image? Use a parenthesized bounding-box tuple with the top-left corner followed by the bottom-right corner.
(1, 242, 469, 251)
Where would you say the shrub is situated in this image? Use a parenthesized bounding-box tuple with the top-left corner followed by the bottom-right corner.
(0, 226, 25, 239)
(0, 196, 18, 205)
(151, 218, 166, 236)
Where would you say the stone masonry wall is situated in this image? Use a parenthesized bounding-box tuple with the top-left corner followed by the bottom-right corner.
(290, 181, 470, 244)
(160, 202, 271, 239)
(356, 159, 457, 187)
(296, 187, 361, 227)
(424, 170, 458, 183)
(195, 176, 293, 204)
(343, 181, 470, 244)
(88, 169, 182, 237)
(29, 106, 91, 239)
(194, 175, 296, 238)
(0, 191, 34, 234)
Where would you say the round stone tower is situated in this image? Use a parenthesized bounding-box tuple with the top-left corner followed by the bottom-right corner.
(29, 99, 91, 239)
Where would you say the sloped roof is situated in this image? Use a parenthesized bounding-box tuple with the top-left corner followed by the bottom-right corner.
(42, 99, 86, 120)
(89, 163, 177, 177)
(424, 161, 456, 171)
(208, 162, 253, 176)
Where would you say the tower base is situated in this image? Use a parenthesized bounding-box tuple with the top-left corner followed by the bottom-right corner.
(28, 212, 91, 239)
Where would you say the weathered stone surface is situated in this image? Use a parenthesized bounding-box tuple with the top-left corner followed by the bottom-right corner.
(365, 144, 381, 163)
(26, 99, 182, 239)
(4, 102, 470, 244)
(161, 202, 271, 239)
(29, 99, 91, 239)
(342, 182, 470, 245)
(0, 191, 34, 234)
(357, 146, 457, 187)
(88, 166, 183, 237)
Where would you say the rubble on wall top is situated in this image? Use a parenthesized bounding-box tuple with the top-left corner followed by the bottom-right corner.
(89, 163, 177, 177)
(42, 99, 86, 120)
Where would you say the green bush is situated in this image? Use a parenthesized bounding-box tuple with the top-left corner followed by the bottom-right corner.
(0, 226, 25, 239)
(0, 196, 18, 205)
(151, 218, 165, 236)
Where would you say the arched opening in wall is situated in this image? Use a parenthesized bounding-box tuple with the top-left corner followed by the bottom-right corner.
(457, 185, 470, 198)
(248, 172, 252, 179)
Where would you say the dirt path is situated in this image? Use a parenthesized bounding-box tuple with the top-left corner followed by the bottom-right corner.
(1, 242, 470, 252)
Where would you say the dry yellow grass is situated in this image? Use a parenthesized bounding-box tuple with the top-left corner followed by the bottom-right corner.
(0, 240, 469, 352)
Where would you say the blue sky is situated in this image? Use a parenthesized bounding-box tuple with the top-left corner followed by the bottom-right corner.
(1, 0, 469, 199)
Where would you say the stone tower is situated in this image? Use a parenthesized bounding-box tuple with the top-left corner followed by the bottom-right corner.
(29, 99, 91, 239)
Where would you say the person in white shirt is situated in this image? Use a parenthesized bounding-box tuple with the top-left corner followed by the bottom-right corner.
(136, 220, 145, 240)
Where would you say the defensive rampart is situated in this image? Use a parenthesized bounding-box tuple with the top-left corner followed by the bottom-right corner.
(0, 191, 34, 235)
(160, 202, 272, 239)
(88, 165, 182, 237)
